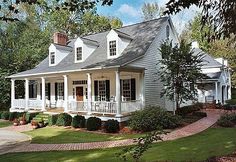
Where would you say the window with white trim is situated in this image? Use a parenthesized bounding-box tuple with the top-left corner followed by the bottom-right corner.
(50, 52, 55, 64)
(57, 83, 64, 100)
(121, 79, 131, 101)
(109, 41, 116, 56)
(98, 80, 106, 101)
(76, 47, 82, 61)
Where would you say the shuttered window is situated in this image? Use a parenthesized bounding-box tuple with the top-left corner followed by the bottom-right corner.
(55, 82, 64, 100)
(94, 80, 110, 101)
(121, 78, 136, 101)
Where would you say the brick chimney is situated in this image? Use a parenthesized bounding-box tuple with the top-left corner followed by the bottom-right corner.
(53, 32, 68, 46)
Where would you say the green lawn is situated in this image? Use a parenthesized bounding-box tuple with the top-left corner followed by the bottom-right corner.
(1, 128, 236, 162)
(24, 127, 144, 144)
(0, 120, 12, 128)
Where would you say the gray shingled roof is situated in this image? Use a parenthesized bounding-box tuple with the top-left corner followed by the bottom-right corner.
(10, 17, 169, 78)
(192, 48, 222, 68)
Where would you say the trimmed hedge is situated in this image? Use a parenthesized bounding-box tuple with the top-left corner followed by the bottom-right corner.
(86, 117, 102, 131)
(176, 103, 203, 116)
(0, 111, 3, 119)
(217, 113, 236, 127)
(16, 112, 25, 119)
(56, 113, 72, 126)
(104, 119, 120, 133)
(26, 112, 39, 123)
(129, 106, 182, 132)
(9, 112, 17, 121)
(48, 114, 59, 126)
(71, 115, 85, 128)
(1, 111, 10, 120)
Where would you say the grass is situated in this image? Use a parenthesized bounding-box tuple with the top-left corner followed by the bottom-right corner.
(1, 128, 236, 162)
(0, 120, 12, 128)
(24, 127, 144, 144)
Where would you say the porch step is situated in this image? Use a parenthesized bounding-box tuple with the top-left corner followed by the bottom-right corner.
(32, 113, 50, 124)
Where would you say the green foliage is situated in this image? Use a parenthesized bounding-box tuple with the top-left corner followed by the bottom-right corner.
(158, 40, 205, 110)
(71, 115, 86, 128)
(9, 112, 17, 121)
(25, 112, 39, 123)
(176, 103, 203, 116)
(104, 119, 120, 133)
(1, 111, 10, 120)
(217, 113, 236, 127)
(141, 2, 162, 21)
(48, 114, 59, 126)
(86, 117, 102, 131)
(129, 106, 182, 132)
(56, 113, 72, 126)
(117, 131, 163, 162)
(192, 111, 207, 118)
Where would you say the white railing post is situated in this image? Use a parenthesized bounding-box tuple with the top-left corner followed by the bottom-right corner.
(41, 77, 46, 111)
(63, 75, 69, 112)
(25, 78, 29, 110)
(115, 71, 122, 117)
(87, 73, 92, 115)
(215, 82, 218, 103)
(11, 79, 15, 109)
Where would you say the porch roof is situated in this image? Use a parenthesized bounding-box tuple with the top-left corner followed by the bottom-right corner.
(8, 17, 168, 79)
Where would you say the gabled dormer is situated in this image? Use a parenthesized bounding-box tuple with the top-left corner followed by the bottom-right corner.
(49, 33, 72, 66)
(106, 29, 132, 59)
(74, 37, 98, 63)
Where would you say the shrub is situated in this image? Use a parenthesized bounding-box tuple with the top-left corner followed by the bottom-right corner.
(217, 113, 236, 127)
(225, 99, 236, 105)
(86, 117, 102, 131)
(192, 111, 207, 118)
(25, 112, 39, 123)
(1, 111, 10, 120)
(56, 113, 72, 126)
(104, 119, 120, 133)
(0, 111, 2, 119)
(176, 103, 203, 116)
(16, 112, 25, 118)
(48, 114, 59, 126)
(9, 112, 17, 121)
(129, 106, 182, 132)
(71, 115, 85, 128)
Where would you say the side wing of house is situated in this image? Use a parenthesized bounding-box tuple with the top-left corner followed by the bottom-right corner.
(127, 19, 178, 111)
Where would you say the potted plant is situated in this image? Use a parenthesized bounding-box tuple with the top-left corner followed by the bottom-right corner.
(13, 118, 19, 126)
(19, 114, 27, 125)
(31, 120, 38, 129)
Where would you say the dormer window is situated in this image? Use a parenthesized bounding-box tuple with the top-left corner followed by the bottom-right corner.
(109, 41, 116, 56)
(76, 47, 82, 61)
(50, 52, 55, 64)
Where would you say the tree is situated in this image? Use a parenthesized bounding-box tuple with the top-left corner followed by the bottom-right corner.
(158, 40, 205, 112)
(141, 2, 160, 21)
(0, 0, 113, 22)
(164, 0, 236, 41)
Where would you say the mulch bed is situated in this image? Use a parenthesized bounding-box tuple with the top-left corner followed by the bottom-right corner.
(205, 152, 236, 162)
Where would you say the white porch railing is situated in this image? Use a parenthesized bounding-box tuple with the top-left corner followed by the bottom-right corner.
(28, 99, 42, 109)
(91, 101, 117, 114)
(121, 100, 142, 113)
(13, 99, 25, 109)
(69, 101, 87, 112)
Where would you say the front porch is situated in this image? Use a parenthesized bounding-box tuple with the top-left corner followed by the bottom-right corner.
(10, 67, 145, 119)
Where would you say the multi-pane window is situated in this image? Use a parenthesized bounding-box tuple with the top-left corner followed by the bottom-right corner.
(76, 47, 82, 61)
(98, 80, 106, 101)
(109, 41, 116, 56)
(57, 83, 64, 100)
(50, 52, 55, 64)
(122, 79, 131, 101)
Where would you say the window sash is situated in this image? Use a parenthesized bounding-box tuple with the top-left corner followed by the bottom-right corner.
(50, 52, 55, 64)
(122, 79, 131, 101)
(98, 80, 106, 101)
(57, 83, 64, 100)
(76, 47, 82, 61)
(109, 41, 116, 56)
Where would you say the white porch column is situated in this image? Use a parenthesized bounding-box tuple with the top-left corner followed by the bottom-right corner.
(11, 79, 15, 109)
(63, 75, 69, 112)
(215, 82, 218, 103)
(139, 72, 145, 108)
(115, 71, 122, 117)
(41, 77, 46, 111)
(25, 78, 29, 110)
(87, 73, 92, 115)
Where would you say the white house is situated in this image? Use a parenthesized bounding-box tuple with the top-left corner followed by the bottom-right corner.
(8, 17, 231, 121)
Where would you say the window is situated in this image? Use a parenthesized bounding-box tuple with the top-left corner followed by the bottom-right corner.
(122, 79, 131, 101)
(73, 80, 87, 85)
(57, 83, 64, 100)
(76, 47, 82, 61)
(98, 80, 106, 101)
(109, 41, 116, 56)
(29, 83, 37, 98)
(166, 25, 170, 40)
(50, 52, 55, 64)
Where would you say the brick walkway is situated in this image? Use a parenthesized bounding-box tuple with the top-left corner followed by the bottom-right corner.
(0, 123, 33, 133)
(7, 109, 224, 153)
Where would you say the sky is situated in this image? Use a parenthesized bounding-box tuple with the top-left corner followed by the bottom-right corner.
(97, 0, 201, 34)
